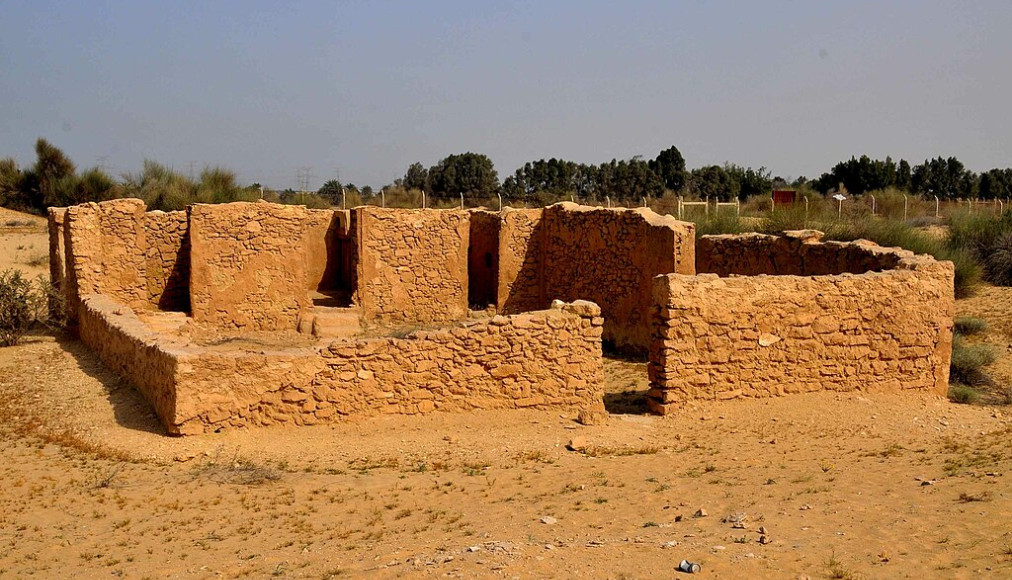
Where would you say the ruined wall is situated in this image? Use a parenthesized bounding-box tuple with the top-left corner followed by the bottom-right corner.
(468, 210, 500, 308)
(188, 201, 310, 331)
(649, 251, 954, 412)
(697, 230, 904, 276)
(77, 294, 180, 430)
(75, 294, 605, 435)
(47, 207, 66, 295)
(497, 208, 544, 314)
(539, 203, 695, 353)
(304, 209, 352, 293)
(354, 207, 469, 323)
(62, 199, 148, 320)
(143, 210, 190, 312)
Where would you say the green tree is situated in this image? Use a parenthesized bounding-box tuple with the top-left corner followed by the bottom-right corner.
(724, 164, 772, 200)
(648, 145, 686, 191)
(402, 162, 428, 191)
(911, 157, 975, 199)
(426, 152, 499, 198)
(318, 179, 343, 203)
(688, 165, 736, 200)
(32, 138, 77, 208)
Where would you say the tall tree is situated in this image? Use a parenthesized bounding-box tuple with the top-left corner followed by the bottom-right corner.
(648, 145, 686, 191)
(402, 162, 428, 190)
(426, 153, 499, 198)
(318, 179, 343, 203)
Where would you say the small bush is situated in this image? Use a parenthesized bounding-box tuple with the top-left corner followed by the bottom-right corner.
(985, 232, 1012, 287)
(954, 316, 988, 336)
(0, 270, 59, 346)
(693, 212, 744, 237)
(948, 384, 980, 405)
(950, 335, 998, 385)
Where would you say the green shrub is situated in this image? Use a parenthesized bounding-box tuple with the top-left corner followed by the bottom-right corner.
(954, 316, 988, 336)
(693, 212, 744, 237)
(948, 384, 980, 405)
(950, 335, 998, 385)
(984, 232, 1012, 287)
(0, 270, 58, 346)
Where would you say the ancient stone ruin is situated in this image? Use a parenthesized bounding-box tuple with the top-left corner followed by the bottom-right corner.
(48, 199, 954, 435)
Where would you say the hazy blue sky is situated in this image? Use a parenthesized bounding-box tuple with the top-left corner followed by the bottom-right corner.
(1, 1, 1010, 190)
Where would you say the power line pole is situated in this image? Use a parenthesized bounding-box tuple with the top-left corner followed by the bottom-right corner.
(296, 166, 314, 204)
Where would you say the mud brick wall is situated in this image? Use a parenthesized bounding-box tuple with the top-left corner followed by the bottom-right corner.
(648, 253, 954, 412)
(81, 298, 604, 434)
(77, 294, 180, 430)
(171, 301, 604, 434)
(143, 210, 190, 312)
(304, 209, 352, 292)
(188, 201, 311, 331)
(354, 207, 469, 323)
(497, 208, 544, 314)
(62, 199, 148, 320)
(468, 210, 500, 308)
(698, 230, 905, 276)
(539, 203, 695, 354)
(47, 207, 66, 294)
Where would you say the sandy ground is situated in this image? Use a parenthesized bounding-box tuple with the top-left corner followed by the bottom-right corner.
(1, 217, 1011, 579)
(0, 208, 48, 280)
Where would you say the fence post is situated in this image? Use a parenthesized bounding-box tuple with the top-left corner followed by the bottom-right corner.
(870, 195, 876, 216)
(678, 196, 683, 220)
(838, 196, 843, 218)
(342, 190, 347, 210)
(1000, 199, 1004, 215)
(804, 195, 809, 224)
(606, 196, 611, 208)
(570, 194, 575, 203)
(736, 198, 740, 216)
(642, 197, 647, 208)
(935, 196, 940, 218)
(460, 192, 464, 209)
(705, 196, 709, 217)
(497, 192, 502, 211)
(422, 190, 426, 209)
(903, 194, 908, 222)
(770, 196, 775, 212)
(381, 189, 385, 208)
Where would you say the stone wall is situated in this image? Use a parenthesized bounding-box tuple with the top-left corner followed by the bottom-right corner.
(497, 208, 544, 314)
(188, 201, 311, 331)
(75, 293, 605, 435)
(468, 210, 500, 308)
(62, 199, 148, 320)
(143, 210, 190, 312)
(353, 207, 469, 323)
(697, 230, 904, 276)
(304, 209, 352, 293)
(539, 203, 695, 353)
(649, 244, 954, 412)
(47, 207, 66, 305)
(77, 294, 180, 429)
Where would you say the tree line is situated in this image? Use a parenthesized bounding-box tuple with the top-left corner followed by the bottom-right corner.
(813, 155, 1012, 200)
(5, 137, 1012, 214)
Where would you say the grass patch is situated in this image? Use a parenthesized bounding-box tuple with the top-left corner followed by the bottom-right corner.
(954, 316, 988, 335)
(948, 384, 980, 405)
(949, 335, 998, 386)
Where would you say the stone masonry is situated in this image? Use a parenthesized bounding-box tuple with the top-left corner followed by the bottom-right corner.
(188, 201, 311, 331)
(539, 203, 695, 353)
(649, 237, 954, 412)
(353, 207, 470, 323)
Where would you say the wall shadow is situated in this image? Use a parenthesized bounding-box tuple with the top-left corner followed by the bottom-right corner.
(54, 332, 169, 436)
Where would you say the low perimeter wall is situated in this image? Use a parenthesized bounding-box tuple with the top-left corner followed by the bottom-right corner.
(78, 294, 604, 435)
(648, 239, 954, 412)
